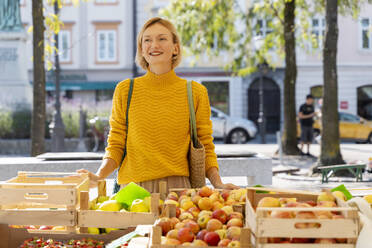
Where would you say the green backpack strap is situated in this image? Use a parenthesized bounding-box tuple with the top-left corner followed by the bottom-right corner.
(113, 78, 134, 194)
(187, 80, 198, 147)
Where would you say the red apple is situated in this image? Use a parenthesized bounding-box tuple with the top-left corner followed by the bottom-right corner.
(204, 231, 220, 246)
(188, 206, 200, 219)
(175, 222, 186, 230)
(154, 217, 172, 235)
(212, 209, 228, 224)
(221, 190, 230, 201)
(177, 227, 195, 243)
(176, 207, 181, 218)
(196, 230, 208, 240)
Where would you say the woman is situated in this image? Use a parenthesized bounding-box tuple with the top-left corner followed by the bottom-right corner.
(78, 17, 238, 192)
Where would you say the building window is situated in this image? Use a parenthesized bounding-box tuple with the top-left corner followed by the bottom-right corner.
(58, 30, 71, 63)
(254, 19, 273, 37)
(361, 18, 371, 50)
(96, 30, 117, 62)
(311, 18, 325, 49)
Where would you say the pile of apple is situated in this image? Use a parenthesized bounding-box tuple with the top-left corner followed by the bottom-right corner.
(20, 237, 104, 248)
(257, 190, 348, 244)
(154, 186, 247, 247)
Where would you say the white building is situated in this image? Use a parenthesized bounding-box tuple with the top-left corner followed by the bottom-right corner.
(19, 0, 372, 135)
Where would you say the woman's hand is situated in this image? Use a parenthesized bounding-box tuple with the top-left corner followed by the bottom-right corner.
(214, 182, 240, 190)
(76, 169, 102, 188)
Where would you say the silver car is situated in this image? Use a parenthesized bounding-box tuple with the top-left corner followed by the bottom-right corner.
(211, 107, 257, 144)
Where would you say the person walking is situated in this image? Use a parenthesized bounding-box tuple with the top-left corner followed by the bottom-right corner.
(298, 94, 315, 156)
(77, 17, 238, 192)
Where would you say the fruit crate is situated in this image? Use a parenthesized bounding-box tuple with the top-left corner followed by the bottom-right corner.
(0, 223, 134, 248)
(77, 180, 161, 230)
(148, 204, 253, 248)
(245, 187, 359, 248)
(0, 171, 89, 232)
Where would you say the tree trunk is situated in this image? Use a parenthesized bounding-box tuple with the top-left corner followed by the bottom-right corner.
(319, 0, 344, 165)
(282, 0, 300, 155)
(31, 0, 46, 156)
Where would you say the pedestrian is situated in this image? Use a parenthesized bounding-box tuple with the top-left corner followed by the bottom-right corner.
(77, 17, 238, 193)
(298, 94, 315, 156)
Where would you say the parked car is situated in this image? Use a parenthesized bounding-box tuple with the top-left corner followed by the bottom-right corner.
(211, 107, 257, 144)
(297, 112, 372, 143)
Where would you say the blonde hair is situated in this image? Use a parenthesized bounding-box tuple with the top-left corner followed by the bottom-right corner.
(136, 17, 182, 70)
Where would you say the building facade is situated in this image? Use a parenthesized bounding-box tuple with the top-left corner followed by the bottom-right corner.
(19, 0, 372, 135)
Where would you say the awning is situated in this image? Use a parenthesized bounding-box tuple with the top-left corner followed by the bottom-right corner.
(46, 81, 118, 91)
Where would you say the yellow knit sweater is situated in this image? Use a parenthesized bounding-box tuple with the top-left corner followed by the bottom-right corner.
(103, 69, 218, 184)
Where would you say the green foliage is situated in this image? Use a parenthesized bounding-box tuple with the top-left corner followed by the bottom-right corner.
(0, 110, 12, 138)
(61, 111, 80, 138)
(162, 0, 370, 76)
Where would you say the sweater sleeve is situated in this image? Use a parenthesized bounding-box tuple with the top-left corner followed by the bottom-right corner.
(103, 80, 130, 168)
(194, 84, 219, 172)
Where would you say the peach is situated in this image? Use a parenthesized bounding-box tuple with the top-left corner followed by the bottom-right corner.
(179, 212, 194, 222)
(191, 195, 202, 205)
(206, 218, 223, 232)
(184, 220, 200, 234)
(166, 229, 179, 240)
(199, 210, 212, 218)
(215, 229, 227, 240)
(177, 227, 195, 243)
(212, 201, 224, 211)
(227, 218, 244, 228)
(270, 210, 294, 219)
(221, 205, 234, 215)
(210, 192, 224, 203)
(179, 195, 191, 204)
(175, 222, 186, 230)
(198, 197, 213, 211)
(227, 212, 244, 221)
(218, 238, 232, 246)
(295, 211, 317, 229)
(199, 186, 214, 197)
(181, 199, 194, 211)
(227, 226, 241, 240)
(227, 240, 240, 247)
(257, 197, 281, 208)
(188, 206, 200, 219)
(170, 217, 180, 229)
(191, 239, 208, 246)
(279, 197, 296, 206)
(164, 238, 181, 245)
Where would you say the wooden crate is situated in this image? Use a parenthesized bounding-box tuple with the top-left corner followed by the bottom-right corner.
(147, 200, 252, 248)
(0, 223, 135, 248)
(0, 171, 89, 231)
(245, 187, 359, 248)
(77, 180, 161, 231)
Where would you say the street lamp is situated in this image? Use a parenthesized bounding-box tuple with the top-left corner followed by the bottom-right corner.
(253, 36, 269, 144)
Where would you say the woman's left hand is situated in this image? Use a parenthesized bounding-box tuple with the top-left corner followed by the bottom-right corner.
(215, 183, 240, 190)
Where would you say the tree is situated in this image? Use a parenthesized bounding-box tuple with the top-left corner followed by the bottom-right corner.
(31, 0, 46, 156)
(162, 0, 312, 154)
(282, 0, 298, 154)
(319, 0, 344, 165)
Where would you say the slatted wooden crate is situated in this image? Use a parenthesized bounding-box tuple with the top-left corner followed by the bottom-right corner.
(245, 187, 360, 248)
(77, 180, 160, 231)
(147, 197, 252, 248)
(0, 171, 89, 233)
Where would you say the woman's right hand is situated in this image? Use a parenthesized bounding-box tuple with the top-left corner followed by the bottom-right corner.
(76, 169, 102, 188)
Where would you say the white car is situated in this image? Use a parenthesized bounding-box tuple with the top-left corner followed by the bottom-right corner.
(211, 107, 257, 144)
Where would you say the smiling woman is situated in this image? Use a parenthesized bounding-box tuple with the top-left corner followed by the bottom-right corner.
(77, 17, 239, 193)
